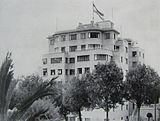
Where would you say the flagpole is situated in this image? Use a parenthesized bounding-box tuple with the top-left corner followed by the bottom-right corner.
(92, 1, 94, 22)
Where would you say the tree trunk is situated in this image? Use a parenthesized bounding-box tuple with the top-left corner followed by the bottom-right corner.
(154, 101, 156, 121)
(106, 111, 109, 121)
(106, 102, 109, 121)
(137, 108, 140, 121)
(78, 109, 82, 121)
(64, 114, 68, 121)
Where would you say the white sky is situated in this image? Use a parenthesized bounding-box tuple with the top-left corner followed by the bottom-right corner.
(0, 0, 160, 77)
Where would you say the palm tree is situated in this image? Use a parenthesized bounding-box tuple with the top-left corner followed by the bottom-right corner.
(0, 53, 58, 121)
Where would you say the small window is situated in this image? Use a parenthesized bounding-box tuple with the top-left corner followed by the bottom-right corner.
(94, 54, 106, 60)
(105, 33, 110, 39)
(51, 57, 62, 64)
(69, 46, 77, 52)
(126, 58, 128, 64)
(65, 69, 68, 75)
(132, 51, 137, 57)
(84, 67, 90, 73)
(77, 68, 82, 74)
(89, 32, 99, 38)
(61, 35, 66, 41)
(70, 34, 77, 40)
(54, 47, 59, 52)
(69, 58, 75, 63)
(58, 69, 62, 75)
(61, 47, 65, 52)
(125, 47, 128, 53)
(121, 117, 123, 120)
(85, 118, 91, 121)
(81, 33, 86, 39)
(81, 45, 86, 50)
(65, 58, 68, 63)
(88, 44, 100, 49)
(132, 61, 137, 67)
(126, 104, 128, 110)
(139, 52, 141, 57)
(51, 69, 55, 75)
(114, 33, 116, 39)
(42, 58, 47, 65)
(77, 55, 90, 62)
(50, 40, 54, 45)
(70, 69, 75, 75)
(121, 105, 123, 111)
(114, 46, 120, 50)
(121, 57, 123, 63)
(43, 68, 47, 76)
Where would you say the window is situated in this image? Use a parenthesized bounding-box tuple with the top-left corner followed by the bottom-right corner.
(69, 58, 75, 63)
(54, 47, 59, 52)
(85, 118, 91, 121)
(105, 33, 110, 39)
(121, 117, 123, 120)
(81, 33, 86, 39)
(132, 61, 137, 67)
(77, 68, 82, 74)
(132, 51, 137, 57)
(84, 67, 90, 73)
(125, 47, 128, 53)
(51, 57, 62, 64)
(77, 55, 90, 62)
(114, 33, 116, 39)
(126, 58, 128, 64)
(70, 69, 75, 75)
(94, 54, 106, 60)
(42, 58, 47, 64)
(121, 105, 123, 111)
(88, 44, 100, 49)
(69, 46, 77, 52)
(81, 45, 86, 50)
(65, 69, 68, 75)
(126, 104, 128, 110)
(70, 117, 75, 121)
(61, 35, 66, 41)
(139, 52, 141, 57)
(61, 47, 65, 52)
(114, 45, 120, 50)
(58, 69, 62, 75)
(65, 58, 68, 63)
(51, 69, 55, 75)
(89, 32, 99, 38)
(50, 40, 54, 45)
(70, 34, 77, 40)
(121, 57, 123, 63)
(43, 68, 47, 76)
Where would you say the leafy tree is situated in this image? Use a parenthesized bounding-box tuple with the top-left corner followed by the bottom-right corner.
(124, 64, 160, 121)
(64, 76, 92, 121)
(93, 61, 124, 121)
(53, 82, 70, 121)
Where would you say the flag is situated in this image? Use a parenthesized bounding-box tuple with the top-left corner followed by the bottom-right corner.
(93, 3, 104, 20)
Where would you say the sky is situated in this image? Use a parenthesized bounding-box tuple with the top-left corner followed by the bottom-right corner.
(0, 0, 160, 77)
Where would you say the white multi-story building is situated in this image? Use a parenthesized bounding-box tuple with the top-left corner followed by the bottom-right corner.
(42, 20, 145, 121)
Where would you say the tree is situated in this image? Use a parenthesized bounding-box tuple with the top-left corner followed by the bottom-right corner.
(124, 64, 160, 121)
(93, 61, 124, 121)
(0, 53, 58, 121)
(53, 82, 70, 121)
(64, 76, 92, 121)
(0, 53, 16, 121)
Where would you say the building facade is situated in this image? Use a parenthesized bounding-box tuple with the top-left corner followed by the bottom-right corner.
(42, 20, 145, 121)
